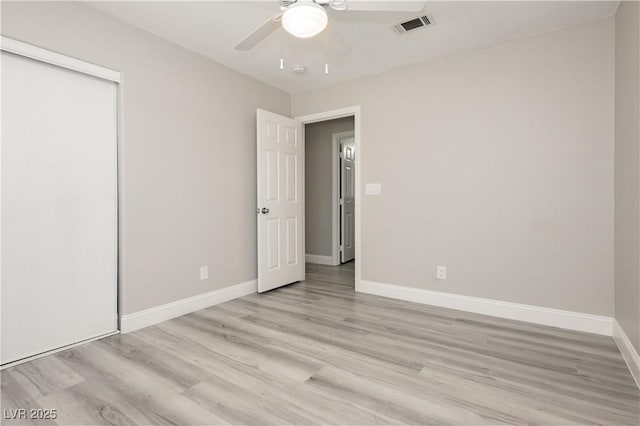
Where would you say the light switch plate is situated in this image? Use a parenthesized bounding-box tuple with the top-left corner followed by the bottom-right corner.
(200, 266, 208, 280)
(365, 183, 382, 195)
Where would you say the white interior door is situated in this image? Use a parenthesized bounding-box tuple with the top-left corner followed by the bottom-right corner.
(257, 109, 304, 292)
(340, 137, 356, 263)
(1, 51, 118, 365)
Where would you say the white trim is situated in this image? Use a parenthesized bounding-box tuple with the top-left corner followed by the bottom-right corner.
(613, 320, 640, 388)
(116, 73, 126, 330)
(359, 280, 614, 336)
(296, 107, 358, 124)
(120, 280, 257, 333)
(332, 131, 354, 265)
(1, 331, 119, 370)
(305, 254, 339, 266)
(1, 36, 120, 82)
(332, 133, 340, 265)
(296, 106, 361, 290)
(301, 115, 307, 284)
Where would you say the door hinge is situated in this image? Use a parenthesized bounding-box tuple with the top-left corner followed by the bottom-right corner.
(340, 245, 344, 251)
(339, 198, 344, 205)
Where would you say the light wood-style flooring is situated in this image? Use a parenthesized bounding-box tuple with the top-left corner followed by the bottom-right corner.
(2, 262, 639, 425)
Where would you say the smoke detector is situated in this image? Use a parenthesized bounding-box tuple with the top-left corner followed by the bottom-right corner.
(291, 65, 307, 75)
(392, 14, 435, 35)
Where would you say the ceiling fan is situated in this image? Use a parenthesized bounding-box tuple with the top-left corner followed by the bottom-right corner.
(234, 0, 425, 51)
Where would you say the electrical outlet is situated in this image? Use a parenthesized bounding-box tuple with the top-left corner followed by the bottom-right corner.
(436, 265, 447, 280)
(200, 266, 208, 281)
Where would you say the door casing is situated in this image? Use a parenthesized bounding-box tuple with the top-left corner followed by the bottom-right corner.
(296, 106, 362, 291)
(332, 131, 355, 265)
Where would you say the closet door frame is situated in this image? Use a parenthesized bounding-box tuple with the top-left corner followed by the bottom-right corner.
(1, 37, 121, 82)
(0, 36, 122, 368)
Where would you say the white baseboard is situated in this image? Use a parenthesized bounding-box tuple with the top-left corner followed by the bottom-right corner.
(613, 320, 640, 388)
(359, 280, 613, 336)
(120, 280, 257, 334)
(305, 254, 339, 266)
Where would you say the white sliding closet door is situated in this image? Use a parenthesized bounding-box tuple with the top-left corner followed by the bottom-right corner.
(1, 50, 118, 365)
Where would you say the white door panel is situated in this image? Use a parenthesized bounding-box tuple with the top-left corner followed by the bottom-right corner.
(341, 137, 356, 263)
(257, 109, 304, 292)
(2, 51, 118, 365)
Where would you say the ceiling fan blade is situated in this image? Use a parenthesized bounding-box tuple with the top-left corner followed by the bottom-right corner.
(345, 1, 425, 12)
(234, 13, 282, 51)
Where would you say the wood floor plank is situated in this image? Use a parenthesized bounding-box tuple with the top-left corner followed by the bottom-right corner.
(1, 371, 58, 426)
(7, 356, 84, 399)
(2, 261, 638, 425)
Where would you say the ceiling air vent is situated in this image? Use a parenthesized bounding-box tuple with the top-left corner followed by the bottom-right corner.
(392, 14, 435, 35)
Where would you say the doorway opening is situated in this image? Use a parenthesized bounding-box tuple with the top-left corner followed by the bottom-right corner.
(303, 118, 355, 267)
(296, 106, 361, 290)
(300, 112, 358, 288)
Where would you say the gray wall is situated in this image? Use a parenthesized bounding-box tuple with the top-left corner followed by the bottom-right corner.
(293, 18, 615, 316)
(1, 1, 291, 315)
(305, 117, 354, 257)
(615, 1, 640, 351)
(1, 2, 624, 322)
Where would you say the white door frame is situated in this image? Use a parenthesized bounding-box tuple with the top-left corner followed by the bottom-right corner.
(295, 106, 362, 291)
(332, 131, 355, 266)
(1, 37, 121, 82)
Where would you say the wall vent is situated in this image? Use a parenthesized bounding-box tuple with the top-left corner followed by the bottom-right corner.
(392, 14, 435, 35)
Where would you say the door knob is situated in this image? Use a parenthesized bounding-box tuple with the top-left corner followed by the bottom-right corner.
(261, 207, 270, 214)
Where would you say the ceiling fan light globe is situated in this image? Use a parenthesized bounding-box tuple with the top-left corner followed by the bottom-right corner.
(282, 3, 328, 38)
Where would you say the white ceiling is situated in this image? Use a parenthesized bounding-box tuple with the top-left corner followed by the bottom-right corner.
(88, 1, 618, 94)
